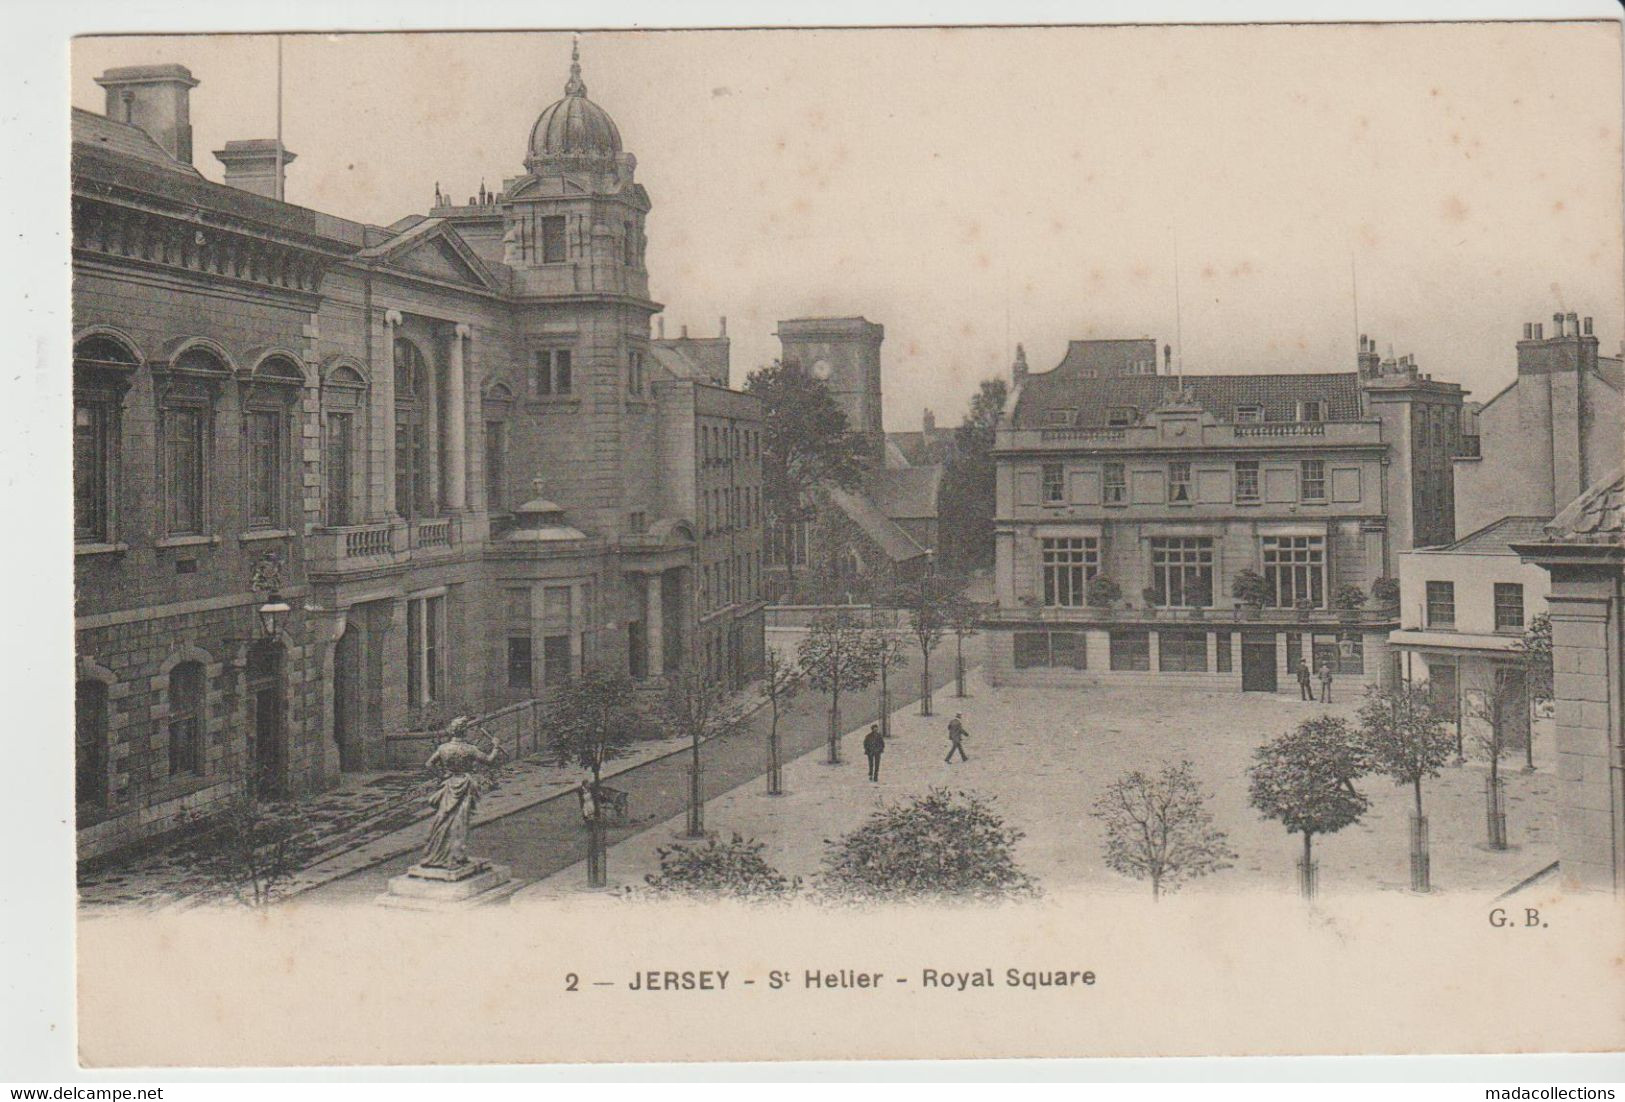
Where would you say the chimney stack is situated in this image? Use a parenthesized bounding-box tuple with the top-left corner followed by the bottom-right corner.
(1523, 323, 1534, 340)
(1584, 316, 1594, 336)
(1012, 343, 1029, 386)
(719, 316, 727, 337)
(96, 64, 199, 165)
(1566, 312, 1580, 337)
(213, 139, 298, 201)
(922, 408, 936, 433)
(1554, 312, 1567, 337)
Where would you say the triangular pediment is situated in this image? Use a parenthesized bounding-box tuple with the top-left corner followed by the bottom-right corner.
(370, 221, 499, 292)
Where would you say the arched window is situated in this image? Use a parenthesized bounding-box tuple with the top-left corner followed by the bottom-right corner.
(73, 335, 139, 543)
(394, 338, 434, 517)
(243, 355, 302, 530)
(76, 679, 108, 810)
(483, 380, 514, 511)
(161, 345, 230, 536)
(322, 363, 367, 526)
(167, 661, 205, 778)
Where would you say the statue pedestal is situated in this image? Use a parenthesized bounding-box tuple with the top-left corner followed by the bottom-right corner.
(375, 859, 525, 910)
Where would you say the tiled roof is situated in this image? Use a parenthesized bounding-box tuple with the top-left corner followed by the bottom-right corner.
(1542, 467, 1625, 546)
(1012, 369, 1364, 428)
(867, 465, 943, 520)
(71, 107, 202, 177)
(822, 484, 928, 563)
(1442, 515, 1553, 554)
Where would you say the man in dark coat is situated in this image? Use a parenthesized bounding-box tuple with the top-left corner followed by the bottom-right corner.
(944, 714, 969, 763)
(1297, 659, 1314, 701)
(1319, 661, 1334, 703)
(863, 724, 885, 782)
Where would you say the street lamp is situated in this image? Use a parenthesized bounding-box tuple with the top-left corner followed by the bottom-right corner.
(256, 593, 291, 638)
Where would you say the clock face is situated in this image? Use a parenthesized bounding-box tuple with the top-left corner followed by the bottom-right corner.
(811, 359, 834, 381)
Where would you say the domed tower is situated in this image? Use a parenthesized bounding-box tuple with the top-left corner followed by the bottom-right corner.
(500, 40, 653, 308)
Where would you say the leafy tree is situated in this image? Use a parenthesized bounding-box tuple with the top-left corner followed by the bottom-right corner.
(1248, 717, 1370, 888)
(938, 378, 1008, 572)
(544, 668, 646, 886)
(760, 647, 801, 795)
(1357, 683, 1454, 819)
(746, 361, 870, 595)
(1464, 667, 1526, 848)
(641, 834, 801, 901)
(1091, 760, 1235, 900)
(797, 610, 883, 764)
(817, 787, 1038, 904)
(660, 670, 749, 838)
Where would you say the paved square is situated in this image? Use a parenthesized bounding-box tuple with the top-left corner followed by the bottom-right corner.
(523, 673, 1557, 899)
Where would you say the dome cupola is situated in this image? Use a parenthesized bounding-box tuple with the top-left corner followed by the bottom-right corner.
(525, 41, 623, 173)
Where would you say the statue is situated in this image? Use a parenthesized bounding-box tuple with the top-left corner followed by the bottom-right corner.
(501, 221, 523, 266)
(419, 717, 505, 869)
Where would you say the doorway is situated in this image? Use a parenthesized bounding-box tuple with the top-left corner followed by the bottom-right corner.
(247, 640, 287, 799)
(333, 627, 362, 772)
(1240, 633, 1278, 693)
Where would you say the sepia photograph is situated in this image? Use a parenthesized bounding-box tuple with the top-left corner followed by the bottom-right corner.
(11, 4, 1625, 1081)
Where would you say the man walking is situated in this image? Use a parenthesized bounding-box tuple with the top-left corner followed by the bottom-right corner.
(863, 724, 885, 782)
(1297, 659, 1314, 702)
(1319, 661, 1334, 704)
(944, 714, 969, 763)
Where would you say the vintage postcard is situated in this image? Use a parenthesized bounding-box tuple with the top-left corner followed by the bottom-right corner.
(60, 18, 1625, 1069)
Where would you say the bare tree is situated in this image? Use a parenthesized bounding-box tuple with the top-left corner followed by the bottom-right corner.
(891, 571, 953, 716)
(661, 670, 750, 838)
(1092, 760, 1235, 900)
(183, 789, 318, 908)
(1514, 613, 1554, 770)
(942, 589, 985, 699)
(760, 646, 801, 795)
(1464, 665, 1526, 850)
(867, 609, 909, 738)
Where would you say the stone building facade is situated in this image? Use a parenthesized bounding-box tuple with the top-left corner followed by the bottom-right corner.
(985, 337, 1465, 692)
(72, 49, 764, 859)
(1514, 471, 1625, 893)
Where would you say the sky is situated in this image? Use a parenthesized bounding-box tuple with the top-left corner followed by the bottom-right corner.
(72, 24, 1624, 430)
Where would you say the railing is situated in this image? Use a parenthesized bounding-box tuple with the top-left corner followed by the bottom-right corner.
(1041, 428, 1126, 443)
(1233, 423, 1326, 437)
(343, 523, 392, 559)
(384, 698, 547, 770)
(413, 518, 454, 549)
(991, 602, 1400, 626)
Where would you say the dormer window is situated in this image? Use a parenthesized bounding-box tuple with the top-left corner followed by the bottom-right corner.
(1297, 400, 1326, 423)
(1106, 406, 1138, 428)
(1235, 404, 1264, 423)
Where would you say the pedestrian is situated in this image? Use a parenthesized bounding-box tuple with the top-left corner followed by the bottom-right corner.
(944, 713, 969, 763)
(863, 724, 885, 782)
(1297, 659, 1314, 702)
(1319, 661, 1334, 704)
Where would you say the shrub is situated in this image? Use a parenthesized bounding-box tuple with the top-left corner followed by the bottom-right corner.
(816, 787, 1039, 904)
(1086, 575, 1122, 608)
(1333, 584, 1368, 611)
(1370, 576, 1401, 604)
(642, 834, 800, 901)
(1231, 569, 1272, 607)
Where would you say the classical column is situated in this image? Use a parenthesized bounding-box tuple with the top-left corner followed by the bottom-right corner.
(447, 323, 469, 512)
(646, 570, 664, 678)
(380, 310, 401, 517)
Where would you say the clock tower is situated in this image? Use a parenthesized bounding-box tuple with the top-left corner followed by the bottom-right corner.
(776, 316, 886, 462)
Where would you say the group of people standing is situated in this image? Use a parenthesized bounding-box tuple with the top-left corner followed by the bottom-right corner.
(860, 713, 972, 782)
(1296, 659, 1336, 703)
